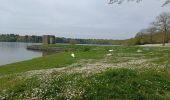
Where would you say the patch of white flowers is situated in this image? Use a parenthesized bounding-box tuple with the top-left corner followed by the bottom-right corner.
(0, 48, 168, 99)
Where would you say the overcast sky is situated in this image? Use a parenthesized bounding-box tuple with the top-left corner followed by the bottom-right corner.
(0, 0, 169, 39)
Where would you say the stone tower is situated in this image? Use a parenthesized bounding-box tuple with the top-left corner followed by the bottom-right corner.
(43, 35, 55, 45)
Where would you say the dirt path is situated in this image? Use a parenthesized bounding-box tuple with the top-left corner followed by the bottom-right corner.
(140, 43, 170, 47)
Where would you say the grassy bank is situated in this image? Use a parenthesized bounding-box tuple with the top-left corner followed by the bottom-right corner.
(0, 44, 170, 99)
(0, 51, 105, 75)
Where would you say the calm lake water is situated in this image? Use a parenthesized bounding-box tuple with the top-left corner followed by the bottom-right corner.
(0, 42, 42, 66)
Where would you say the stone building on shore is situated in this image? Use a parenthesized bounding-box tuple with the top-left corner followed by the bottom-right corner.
(42, 35, 55, 45)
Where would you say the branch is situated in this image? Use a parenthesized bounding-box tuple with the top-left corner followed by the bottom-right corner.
(109, 0, 170, 6)
(109, 0, 142, 4)
(162, 0, 170, 6)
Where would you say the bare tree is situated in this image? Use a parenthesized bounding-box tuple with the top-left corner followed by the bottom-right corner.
(146, 26, 157, 44)
(162, 0, 170, 6)
(135, 29, 146, 38)
(152, 12, 170, 46)
(109, 0, 142, 4)
(109, 0, 170, 6)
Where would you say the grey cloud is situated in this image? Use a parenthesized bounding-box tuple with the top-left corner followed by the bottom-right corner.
(0, 0, 169, 39)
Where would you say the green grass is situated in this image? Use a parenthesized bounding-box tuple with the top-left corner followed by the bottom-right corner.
(0, 44, 170, 99)
(0, 50, 105, 75)
(84, 69, 170, 100)
(1, 68, 170, 100)
(0, 44, 117, 75)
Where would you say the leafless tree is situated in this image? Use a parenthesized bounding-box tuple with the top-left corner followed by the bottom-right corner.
(109, 0, 170, 6)
(152, 12, 170, 46)
(109, 0, 141, 4)
(135, 29, 146, 38)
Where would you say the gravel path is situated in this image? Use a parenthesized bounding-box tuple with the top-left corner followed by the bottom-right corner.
(140, 43, 170, 47)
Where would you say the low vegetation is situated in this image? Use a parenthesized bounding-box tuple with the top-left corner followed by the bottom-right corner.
(126, 32, 170, 45)
(0, 44, 170, 99)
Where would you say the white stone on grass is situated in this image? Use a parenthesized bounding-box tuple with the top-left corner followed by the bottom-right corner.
(109, 49, 114, 52)
(106, 53, 112, 56)
(137, 49, 142, 53)
(71, 53, 75, 58)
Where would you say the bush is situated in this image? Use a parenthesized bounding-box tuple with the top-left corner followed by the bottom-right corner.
(124, 37, 149, 46)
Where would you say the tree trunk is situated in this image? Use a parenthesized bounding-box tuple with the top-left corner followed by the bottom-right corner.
(162, 32, 166, 46)
(150, 33, 153, 44)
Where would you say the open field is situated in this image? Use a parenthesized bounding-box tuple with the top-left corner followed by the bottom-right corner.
(0, 44, 170, 100)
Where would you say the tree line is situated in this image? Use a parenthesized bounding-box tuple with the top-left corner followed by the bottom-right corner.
(126, 12, 170, 46)
(0, 34, 42, 43)
(56, 37, 124, 45)
(0, 34, 124, 45)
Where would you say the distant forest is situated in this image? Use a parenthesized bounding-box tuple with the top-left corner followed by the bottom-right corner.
(126, 31, 170, 45)
(1, 32, 170, 46)
(0, 34, 42, 43)
(0, 34, 124, 45)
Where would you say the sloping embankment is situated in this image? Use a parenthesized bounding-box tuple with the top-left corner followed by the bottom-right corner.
(27, 45, 69, 52)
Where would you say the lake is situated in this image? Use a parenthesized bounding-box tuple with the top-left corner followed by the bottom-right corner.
(0, 42, 42, 66)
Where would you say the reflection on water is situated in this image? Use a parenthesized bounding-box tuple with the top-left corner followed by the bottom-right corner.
(0, 42, 42, 66)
